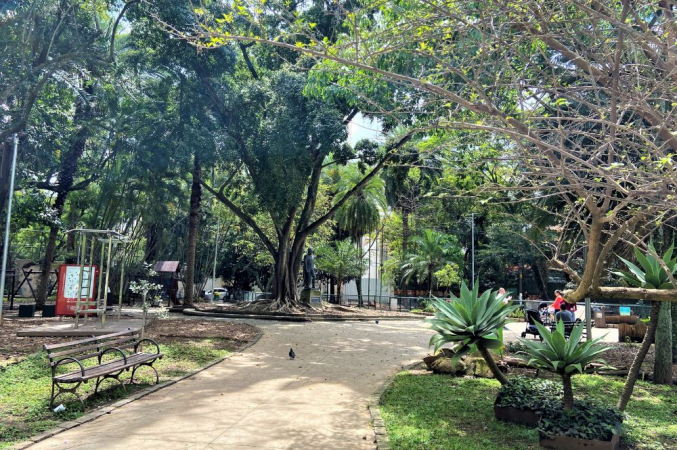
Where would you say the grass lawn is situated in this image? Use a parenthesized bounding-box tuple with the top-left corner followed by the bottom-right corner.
(380, 372, 677, 450)
(0, 337, 238, 449)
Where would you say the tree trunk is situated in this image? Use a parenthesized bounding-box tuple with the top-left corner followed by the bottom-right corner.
(35, 82, 94, 309)
(356, 276, 363, 306)
(672, 302, 677, 364)
(562, 374, 574, 411)
(330, 276, 335, 303)
(476, 341, 508, 385)
(337, 276, 343, 304)
(183, 155, 202, 306)
(618, 301, 661, 411)
(401, 206, 410, 260)
(428, 265, 433, 297)
(144, 222, 160, 263)
(0, 139, 12, 221)
(66, 207, 77, 253)
(653, 301, 673, 384)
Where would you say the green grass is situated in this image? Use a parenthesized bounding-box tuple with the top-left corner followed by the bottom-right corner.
(380, 373, 677, 450)
(0, 338, 232, 449)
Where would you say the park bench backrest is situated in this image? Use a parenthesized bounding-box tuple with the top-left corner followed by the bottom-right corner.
(43, 330, 141, 366)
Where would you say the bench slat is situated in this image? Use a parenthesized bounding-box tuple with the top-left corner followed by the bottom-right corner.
(54, 353, 163, 382)
(48, 335, 139, 359)
(44, 330, 137, 351)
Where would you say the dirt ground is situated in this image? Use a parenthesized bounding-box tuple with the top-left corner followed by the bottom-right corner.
(0, 314, 258, 365)
(504, 342, 677, 380)
(195, 301, 421, 317)
(143, 319, 259, 350)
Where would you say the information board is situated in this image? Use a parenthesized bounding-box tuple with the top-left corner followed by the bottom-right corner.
(55, 264, 99, 316)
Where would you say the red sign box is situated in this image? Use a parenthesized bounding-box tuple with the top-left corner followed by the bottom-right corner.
(55, 264, 100, 316)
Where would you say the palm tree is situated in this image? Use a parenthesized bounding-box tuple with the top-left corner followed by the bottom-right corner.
(334, 163, 386, 305)
(402, 229, 461, 296)
(315, 240, 366, 304)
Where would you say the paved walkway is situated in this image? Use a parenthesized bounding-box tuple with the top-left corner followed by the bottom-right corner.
(31, 319, 433, 450)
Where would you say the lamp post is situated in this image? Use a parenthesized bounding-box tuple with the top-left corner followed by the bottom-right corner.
(0, 135, 19, 326)
(470, 212, 475, 289)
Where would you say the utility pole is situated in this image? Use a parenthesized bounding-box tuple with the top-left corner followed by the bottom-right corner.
(212, 214, 220, 298)
(470, 212, 475, 288)
(0, 135, 19, 326)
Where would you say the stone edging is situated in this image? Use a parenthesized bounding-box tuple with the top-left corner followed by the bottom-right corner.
(184, 308, 424, 322)
(367, 362, 422, 450)
(11, 328, 265, 450)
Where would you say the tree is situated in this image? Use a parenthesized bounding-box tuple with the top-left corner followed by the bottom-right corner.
(613, 244, 677, 408)
(185, 0, 677, 305)
(333, 162, 386, 305)
(428, 283, 517, 385)
(315, 239, 366, 304)
(519, 322, 611, 410)
(402, 229, 462, 296)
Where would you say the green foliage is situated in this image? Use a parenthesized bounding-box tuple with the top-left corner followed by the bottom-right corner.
(315, 239, 366, 282)
(332, 163, 386, 240)
(381, 372, 676, 450)
(539, 401, 623, 441)
(0, 340, 232, 448)
(495, 377, 562, 415)
(508, 308, 525, 320)
(612, 243, 677, 290)
(402, 229, 463, 293)
(517, 321, 611, 377)
(427, 282, 517, 361)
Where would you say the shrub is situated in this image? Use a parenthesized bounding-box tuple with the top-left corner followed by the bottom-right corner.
(495, 377, 562, 415)
(539, 401, 623, 441)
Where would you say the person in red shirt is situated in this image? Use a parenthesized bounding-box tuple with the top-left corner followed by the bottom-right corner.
(551, 290, 565, 311)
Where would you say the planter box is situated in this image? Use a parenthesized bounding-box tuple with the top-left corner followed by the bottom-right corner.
(539, 431, 620, 450)
(493, 401, 540, 427)
(42, 304, 56, 317)
(18, 304, 35, 317)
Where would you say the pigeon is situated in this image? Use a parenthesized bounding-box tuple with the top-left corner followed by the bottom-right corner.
(375, 320, 379, 324)
(289, 348, 295, 360)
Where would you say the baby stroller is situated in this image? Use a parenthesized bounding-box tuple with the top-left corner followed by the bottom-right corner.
(521, 309, 545, 341)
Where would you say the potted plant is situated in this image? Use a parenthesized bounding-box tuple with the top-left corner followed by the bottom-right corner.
(494, 377, 562, 427)
(427, 282, 518, 384)
(539, 401, 623, 450)
(518, 321, 621, 449)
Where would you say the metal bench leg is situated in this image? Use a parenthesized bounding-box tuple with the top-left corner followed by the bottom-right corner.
(51, 381, 85, 410)
(130, 362, 160, 385)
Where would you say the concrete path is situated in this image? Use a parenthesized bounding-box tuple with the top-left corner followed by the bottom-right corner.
(31, 319, 433, 450)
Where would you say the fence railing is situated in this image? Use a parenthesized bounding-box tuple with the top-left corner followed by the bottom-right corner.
(322, 294, 656, 317)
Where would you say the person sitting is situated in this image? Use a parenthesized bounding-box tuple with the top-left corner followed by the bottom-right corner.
(555, 302, 575, 323)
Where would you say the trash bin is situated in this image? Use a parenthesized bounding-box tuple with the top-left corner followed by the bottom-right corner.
(593, 306, 606, 328)
(42, 304, 56, 317)
(19, 304, 35, 317)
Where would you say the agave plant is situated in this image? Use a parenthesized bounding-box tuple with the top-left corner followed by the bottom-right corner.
(612, 243, 676, 289)
(518, 321, 611, 410)
(427, 282, 517, 384)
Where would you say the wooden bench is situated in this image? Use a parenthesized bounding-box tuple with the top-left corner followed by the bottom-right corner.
(44, 330, 163, 409)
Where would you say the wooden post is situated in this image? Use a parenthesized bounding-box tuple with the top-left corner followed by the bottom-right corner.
(74, 234, 86, 329)
(101, 235, 112, 328)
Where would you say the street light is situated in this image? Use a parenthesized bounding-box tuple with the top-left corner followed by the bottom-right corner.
(0, 134, 19, 326)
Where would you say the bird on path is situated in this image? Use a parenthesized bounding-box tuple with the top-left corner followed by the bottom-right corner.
(289, 348, 295, 360)
(375, 320, 379, 324)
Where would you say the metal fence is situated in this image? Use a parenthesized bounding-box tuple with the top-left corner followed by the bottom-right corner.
(323, 294, 656, 317)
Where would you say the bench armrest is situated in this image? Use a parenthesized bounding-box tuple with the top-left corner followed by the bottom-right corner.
(99, 347, 127, 365)
(134, 338, 160, 354)
(53, 357, 86, 377)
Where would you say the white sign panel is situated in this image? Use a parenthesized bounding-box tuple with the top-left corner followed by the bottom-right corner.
(63, 266, 96, 299)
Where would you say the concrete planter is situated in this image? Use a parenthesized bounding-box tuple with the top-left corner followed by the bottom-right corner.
(539, 430, 620, 450)
(493, 403, 541, 427)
